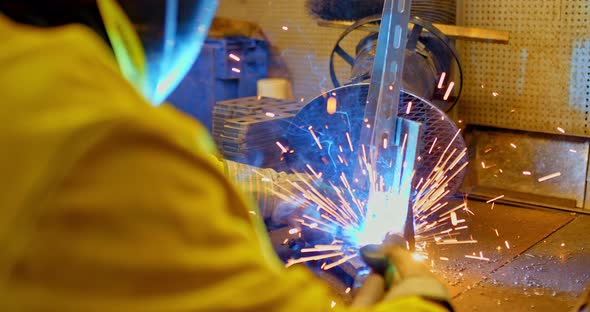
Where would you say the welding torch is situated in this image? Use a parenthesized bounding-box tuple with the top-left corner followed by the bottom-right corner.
(361, 235, 405, 285)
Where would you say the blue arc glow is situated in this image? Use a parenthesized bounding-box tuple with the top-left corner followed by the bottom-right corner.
(354, 190, 408, 246)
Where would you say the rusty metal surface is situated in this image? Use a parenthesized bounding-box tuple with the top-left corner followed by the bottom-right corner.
(427, 199, 575, 296)
(462, 127, 590, 209)
(453, 214, 590, 311)
(454, 284, 581, 312)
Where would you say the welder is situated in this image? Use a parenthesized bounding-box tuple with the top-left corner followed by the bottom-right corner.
(0, 0, 452, 310)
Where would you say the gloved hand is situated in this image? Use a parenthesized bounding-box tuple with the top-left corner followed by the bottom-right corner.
(384, 245, 451, 308)
(222, 159, 312, 226)
(352, 236, 452, 310)
(351, 273, 387, 307)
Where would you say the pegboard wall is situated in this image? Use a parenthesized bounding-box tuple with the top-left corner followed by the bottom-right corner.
(458, 0, 590, 137)
(216, 0, 366, 103)
(217, 0, 590, 137)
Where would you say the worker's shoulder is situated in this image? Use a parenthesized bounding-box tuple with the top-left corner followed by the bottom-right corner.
(0, 17, 117, 72)
(0, 17, 218, 159)
(0, 17, 164, 127)
(0, 16, 140, 113)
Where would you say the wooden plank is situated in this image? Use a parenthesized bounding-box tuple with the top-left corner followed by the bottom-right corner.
(317, 20, 510, 44)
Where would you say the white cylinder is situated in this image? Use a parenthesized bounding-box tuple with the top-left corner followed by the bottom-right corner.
(257, 78, 293, 100)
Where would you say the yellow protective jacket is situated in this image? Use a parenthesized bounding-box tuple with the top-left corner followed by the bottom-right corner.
(0, 15, 446, 312)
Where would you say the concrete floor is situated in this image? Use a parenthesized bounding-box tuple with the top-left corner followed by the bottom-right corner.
(437, 200, 590, 311)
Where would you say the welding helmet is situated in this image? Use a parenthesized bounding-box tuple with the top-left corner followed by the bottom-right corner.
(97, 0, 218, 104)
(0, 0, 218, 105)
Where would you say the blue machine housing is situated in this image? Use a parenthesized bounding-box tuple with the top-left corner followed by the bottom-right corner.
(166, 37, 269, 130)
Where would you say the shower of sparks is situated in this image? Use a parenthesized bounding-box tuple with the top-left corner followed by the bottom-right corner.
(443, 82, 455, 101)
(556, 127, 565, 134)
(231, 67, 241, 73)
(428, 137, 438, 154)
(346, 132, 354, 152)
(266, 112, 276, 118)
(538, 172, 561, 182)
(450, 211, 458, 226)
(285, 252, 344, 267)
(305, 164, 322, 179)
(505, 240, 511, 249)
(465, 251, 490, 261)
(308, 126, 323, 150)
(270, 126, 475, 272)
(406, 101, 413, 114)
(480, 161, 496, 170)
(282, 26, 289, 30)
(435, 239, 477, 245)
(324, 254, 357, 270)
(301, 245, 343, 252)
(510, 143, 517, 148)
(522, 171, 532, 176)
(486, 195, 505, 203)
(438, 72, 447, 89)
(228, 53, 241, 62)
(412, 253, 427, 262)
(276, 141, 288, 153)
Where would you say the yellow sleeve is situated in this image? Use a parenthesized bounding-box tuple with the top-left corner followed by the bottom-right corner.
(221, 158, 285, 219)
(4, 120, 445, 312)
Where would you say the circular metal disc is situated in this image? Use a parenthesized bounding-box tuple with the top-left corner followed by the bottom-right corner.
(278, 83, 467, 196)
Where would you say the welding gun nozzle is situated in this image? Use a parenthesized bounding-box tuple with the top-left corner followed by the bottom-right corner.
(360, 244, 389, 275)
(360, 244, 397, 289)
